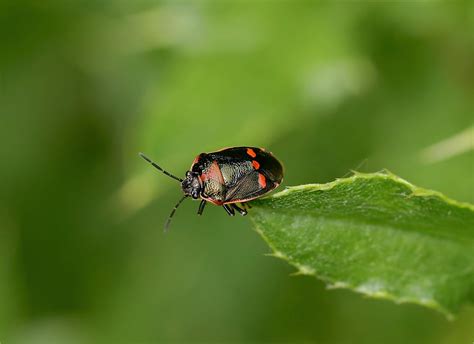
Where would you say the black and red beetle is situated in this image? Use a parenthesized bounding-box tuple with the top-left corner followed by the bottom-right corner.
(139, 147, 284, 231)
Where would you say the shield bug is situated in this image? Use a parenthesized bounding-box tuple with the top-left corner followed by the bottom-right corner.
(139, 147, 284, 231)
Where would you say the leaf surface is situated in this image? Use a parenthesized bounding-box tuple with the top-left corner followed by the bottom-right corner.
(249, 172, 474, 318)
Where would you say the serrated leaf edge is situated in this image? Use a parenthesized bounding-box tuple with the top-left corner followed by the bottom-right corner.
(252, 217, 455, 320)
(267, 171, 474, 212)
(249, 171, 474, 320)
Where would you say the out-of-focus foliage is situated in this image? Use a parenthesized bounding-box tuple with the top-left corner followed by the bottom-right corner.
(0, 1, 473, 343)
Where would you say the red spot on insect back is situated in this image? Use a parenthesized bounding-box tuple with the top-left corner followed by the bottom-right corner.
(252, 160, 260, 169)
(258, 173, 266, 188)
(247, 148, 257, 158)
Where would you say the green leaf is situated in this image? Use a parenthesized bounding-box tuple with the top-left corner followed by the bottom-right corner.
(249, 171, 474, 319)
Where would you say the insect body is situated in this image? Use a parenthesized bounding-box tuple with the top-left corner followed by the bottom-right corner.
(139, 147, 284, 231)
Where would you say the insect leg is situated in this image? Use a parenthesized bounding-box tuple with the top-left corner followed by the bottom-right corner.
(223, 204, 235, 216)
(231, 203, 247, 216)
(197, 200, 207, 215)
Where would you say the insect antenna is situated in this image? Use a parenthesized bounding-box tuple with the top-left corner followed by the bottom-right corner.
(164, 194, 188, 232)
(139, 152, 183, 182)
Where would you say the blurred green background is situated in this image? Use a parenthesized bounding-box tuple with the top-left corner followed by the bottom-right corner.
(1, 1, 473, 343)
